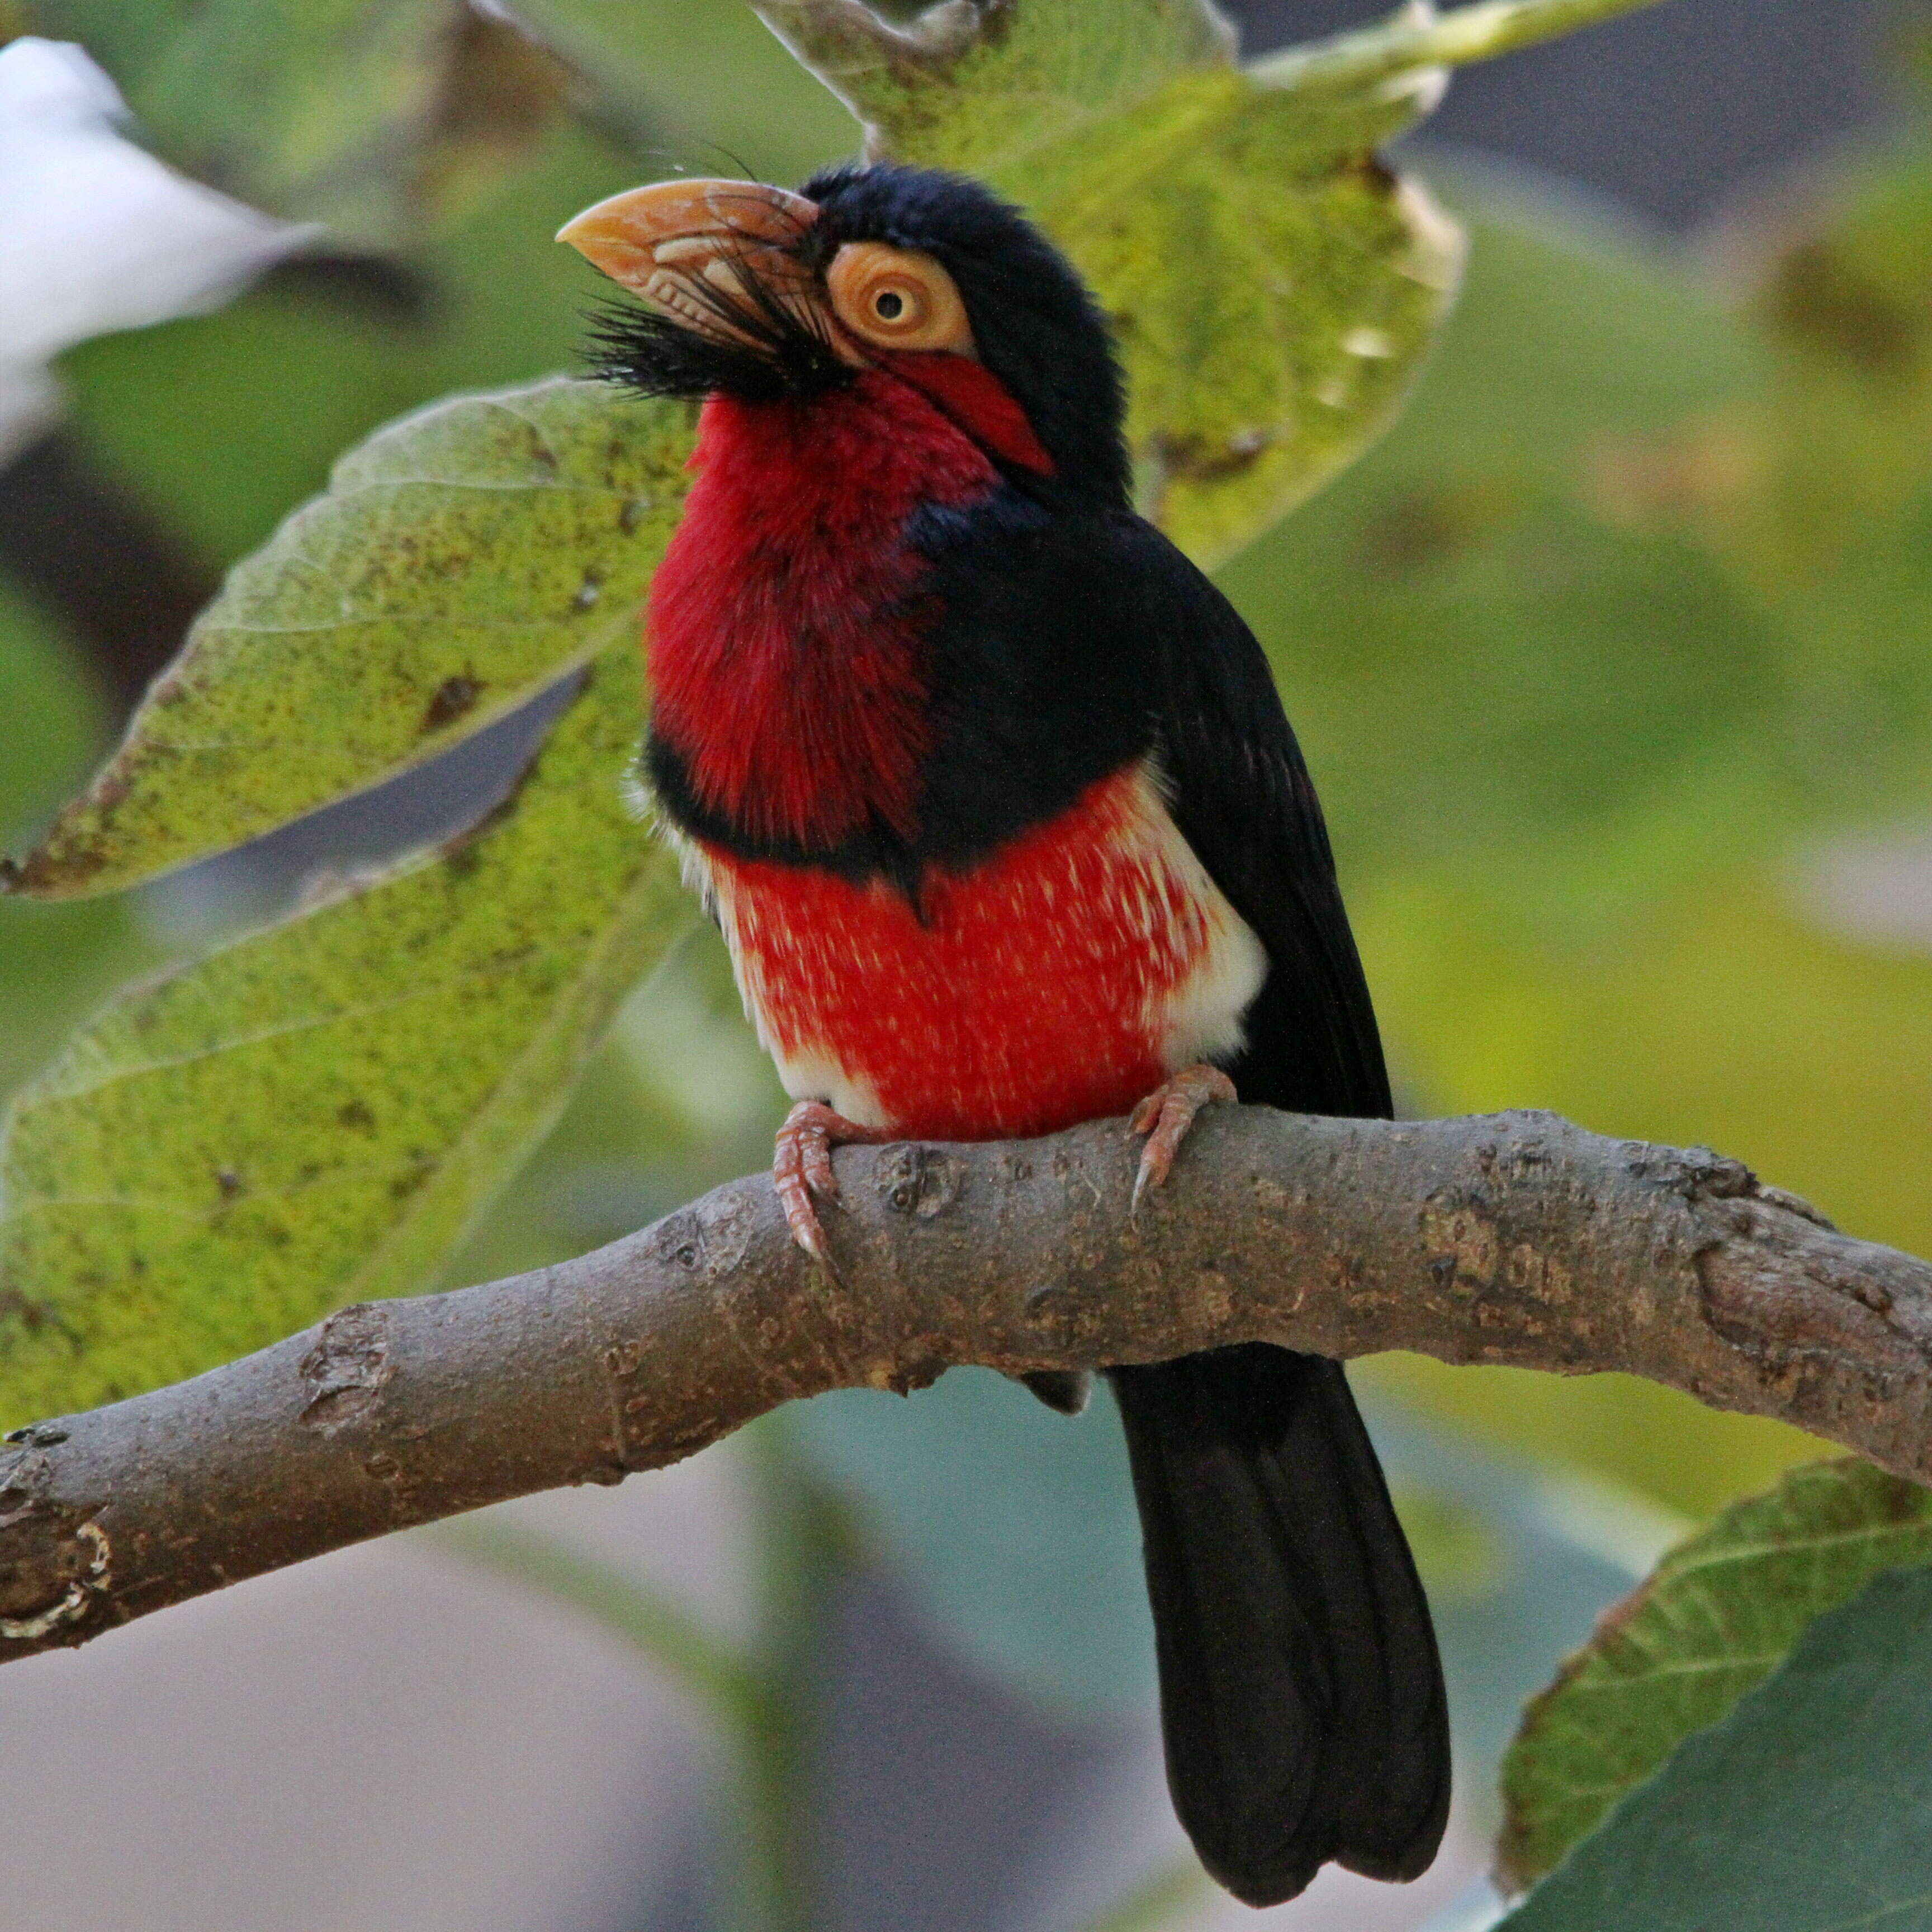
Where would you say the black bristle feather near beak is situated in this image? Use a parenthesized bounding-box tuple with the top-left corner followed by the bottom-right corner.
(579, 242, 851, 405)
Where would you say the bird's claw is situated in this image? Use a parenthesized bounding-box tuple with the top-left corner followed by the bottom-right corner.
(774, 1100, 892, 1282)
(1129, 1063, 1237, 1213)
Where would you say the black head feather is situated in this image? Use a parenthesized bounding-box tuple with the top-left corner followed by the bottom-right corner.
(804, 162, 1131, 508)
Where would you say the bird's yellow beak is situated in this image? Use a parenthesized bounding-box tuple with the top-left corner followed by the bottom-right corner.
(558, 178, 821, 346)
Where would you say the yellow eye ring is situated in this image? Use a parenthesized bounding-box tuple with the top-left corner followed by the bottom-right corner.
(826, 242, 974, 356)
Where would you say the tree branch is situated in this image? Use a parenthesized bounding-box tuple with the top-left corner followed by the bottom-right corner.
(4, 1106, 1928, 1664)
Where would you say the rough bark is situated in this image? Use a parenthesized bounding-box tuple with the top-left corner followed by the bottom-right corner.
(4, 1106, 1929, 1664)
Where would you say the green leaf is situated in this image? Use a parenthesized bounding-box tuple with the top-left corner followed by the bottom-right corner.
(1498, 1562, 1932, 1931)
(1498, 1459, 1932, 1892)
(26, 0, 571, 248)
(506, 0, 862, 188)
(1008, 70, 1462, 565)
(132, 0, 452, 246)
(760, 0, 1463, 565)
(0, 644, 694, 1427)
(756, 0, 1237, 178)
(6, 379, 694, 900)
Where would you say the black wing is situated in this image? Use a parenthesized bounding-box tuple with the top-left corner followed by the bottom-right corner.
(1080, 512, 1450, 1903)
(1098, 513, 1391, 1119)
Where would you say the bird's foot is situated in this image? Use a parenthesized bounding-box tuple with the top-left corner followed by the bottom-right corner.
(774, 1100, 894, 1281)
(1128, 1063, 1237, 1213)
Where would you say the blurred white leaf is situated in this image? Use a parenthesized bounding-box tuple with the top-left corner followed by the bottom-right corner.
(1526, 1472, 1693, 1579)
(0, 37, 311, 457)
(1795, 822, 1932, 953)
(1418, 1884, 1511, 1932)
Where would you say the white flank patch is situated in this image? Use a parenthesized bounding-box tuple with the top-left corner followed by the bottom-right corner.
(766, 1044, 887, 1127)
(1111, 764, 1267, 1074)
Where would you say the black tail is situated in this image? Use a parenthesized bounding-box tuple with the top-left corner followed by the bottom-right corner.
(1107, 1343, 1450, 1907)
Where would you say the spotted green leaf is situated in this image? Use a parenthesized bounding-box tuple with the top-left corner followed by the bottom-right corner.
(0, 643, 693, 1427)
(756, 0, 1237, 176)
(1007, 69, 1462, 565)
(759, 0, 1463, 564)
(1498, 1459, 1932, 1892)
(5, 380, 694, 900)
(1499, 1562, 1932, 1931)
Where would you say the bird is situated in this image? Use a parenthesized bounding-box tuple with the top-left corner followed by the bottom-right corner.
(558, 162, 1450, 1908)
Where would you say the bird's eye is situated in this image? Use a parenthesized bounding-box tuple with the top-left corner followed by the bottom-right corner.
(826, 242, 974, 358)
(861, 279, 926, 328)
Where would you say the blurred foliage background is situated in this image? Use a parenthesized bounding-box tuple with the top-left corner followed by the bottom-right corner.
(2, 1, 1930, 1928)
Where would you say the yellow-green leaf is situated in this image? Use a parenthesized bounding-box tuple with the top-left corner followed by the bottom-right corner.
(1007, 69, 1461, 564)
(756, 0, 1236, 178)
(6, 380, 694, 900)
(0, 643, 692, 1427)
(1498, 1459, 1932, 1892)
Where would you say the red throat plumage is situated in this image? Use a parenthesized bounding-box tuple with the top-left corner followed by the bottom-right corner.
(647, 368, 1000, 850)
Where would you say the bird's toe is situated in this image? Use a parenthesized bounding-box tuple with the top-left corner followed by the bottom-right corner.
(1130, 1063, 1237, 1210)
